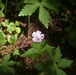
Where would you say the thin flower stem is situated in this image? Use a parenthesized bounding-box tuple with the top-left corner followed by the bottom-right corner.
(5, 0, 8, 17)
(28, 15, 30, 38)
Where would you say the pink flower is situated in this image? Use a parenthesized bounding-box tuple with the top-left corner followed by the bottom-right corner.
(32, 30, 44, 42)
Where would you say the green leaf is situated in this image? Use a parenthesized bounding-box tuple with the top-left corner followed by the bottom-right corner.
(7, 34, 17, 44)
(15, 21, 20, 26)
(0, 11, 5, 17)
(24, 0, 39, 3)
(7, 61, 16, 66)
(15, 27, 21, 33)
(13, 49, 20, 56)
(32, 43, 42, 52)
(1, 19, 9, 27)
(52, 46, 62, 62)
(19, 4, 38, 16)
(47, 67, 56, 75)
(0, 30, 5, 38)
(21, 48, 35, 57)
(32, 53, 40, 60)
(55, 67, 67, 75)
(42, 44, 54, 53)
(0, 65, 6, 75)
(39, 6, 50, 28)
(0, 30, 6, 44)
(0, 39, 7, 44)
(2, 54, 10, 63)
(7, 26, 15, 34)
(42, 0, 58, 11)
(35, 62, 47, 71)
(3, 65, 15, 75)
(58, 58, 73, 68)
(0, 30, 7, 44)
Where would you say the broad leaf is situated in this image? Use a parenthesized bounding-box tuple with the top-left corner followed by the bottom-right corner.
(1, 20, 9, 27)
(47, 67, 56, 75)
(32, 53, 40, 60)
(2, 54, 10, 63)
(42, 0, 59, 12)
(21, 48, 35, 57)
(0, 30, 5, 38)
(8, 61, 16, 66)
(0, 65, 6, 75)
(35, 62, 47, 71)
(24, 0, 39, 3)
(58, 58, 73, 68)
(15, 27, 21, 33)
(7, 34, 17, 44)
(0, 39, 6, 44)
(55, 67, 67, 75)
(52, 46, 62, 62)
(39, 6, 50, 28)
(42, 44, 54, 53)
(32, 42, 42, 52)
(0, 30, 7, 44)
(3, 65, 15, 75)
(0, 11, 5, 17)
(19, 4, 38, 16)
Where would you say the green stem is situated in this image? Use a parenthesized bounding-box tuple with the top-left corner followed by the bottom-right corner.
(28, 15, 30, 38)
(5, 0, 8, 17)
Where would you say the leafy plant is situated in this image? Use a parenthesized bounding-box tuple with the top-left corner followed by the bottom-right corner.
(0, 29, 7, 44)
(0, 0, 5, 17)
(1, 20, 21, 44)
(19, 0, 60, 28)
(0, 54, 16, 75)
(21, 40, 73, 75)
(1, 20, 21, 34)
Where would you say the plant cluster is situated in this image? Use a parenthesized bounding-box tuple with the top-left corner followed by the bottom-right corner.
(0, 0, 76, 75)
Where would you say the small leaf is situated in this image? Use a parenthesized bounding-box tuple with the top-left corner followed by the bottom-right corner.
(8, 61, 16, 66)
(0, 11, 5, 17)
(32, 53, 40, 60)
(24, 0, 39, 4)
(1, 20, 9, 27)
(7, 34, 17, 44)
(15, 27, 21, 33)
(13, 49, 20, 56)
(52, 46, 62, 62)
(47, 67, 56, 75)
(55, 67, 67, 75)
(32, 42, 42, 51)
(2, 54, 10, 63)
(15, 21, 20, 26)
(3, 65, 15, 75)
(0, 30, 5, 38)
(21, 48, 35, 57)
(42, 44, 54, 53)
(58, 58, 73, 68)
(35, 62, 47, 71)
(39, 6, 51, 29)
(0, 30, 7, 44)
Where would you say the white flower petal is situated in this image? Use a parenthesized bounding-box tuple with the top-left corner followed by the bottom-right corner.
(32, 32, 36, 37)
(32, 37, 37, 42)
